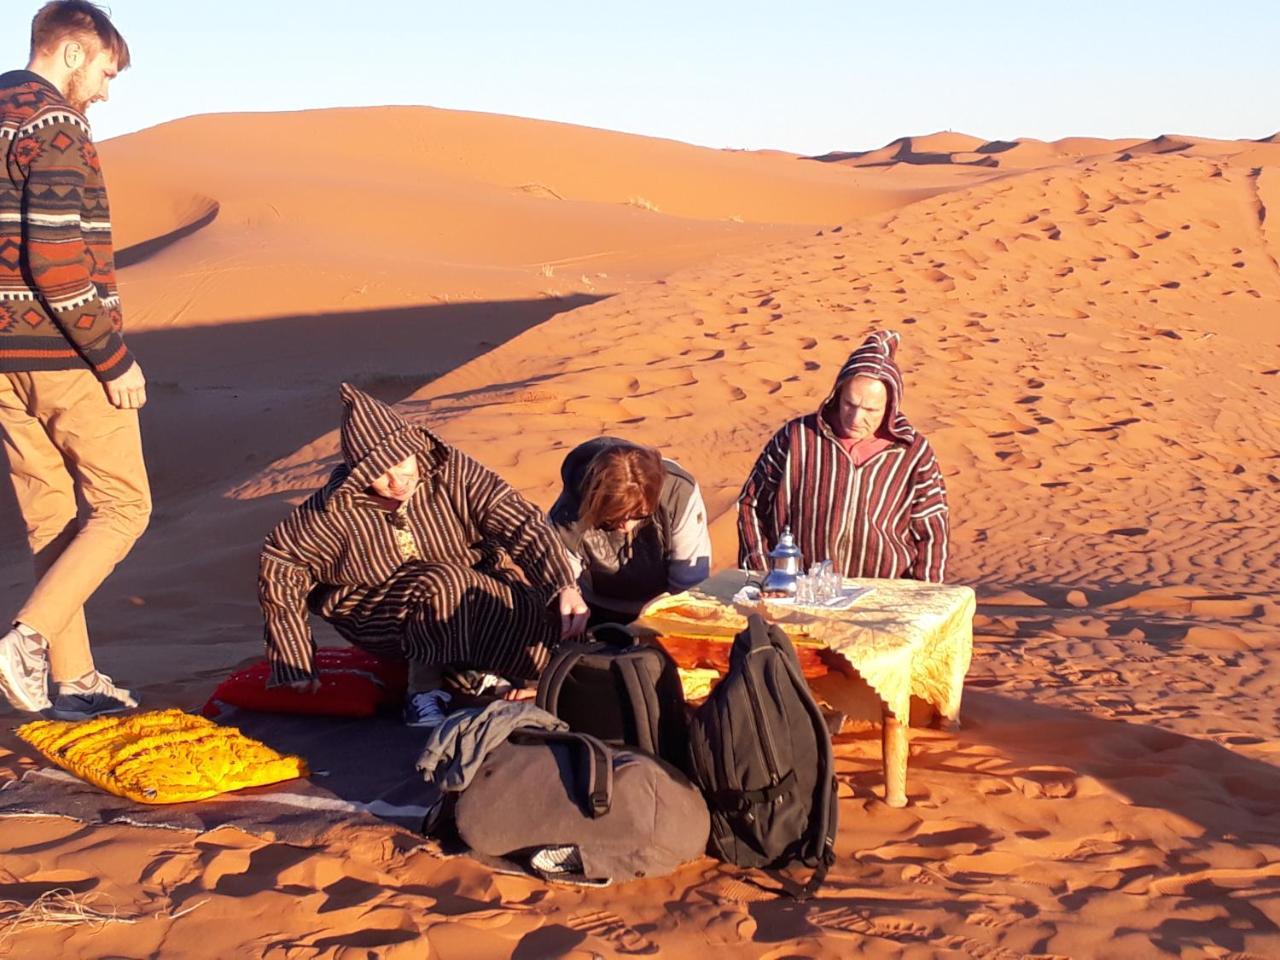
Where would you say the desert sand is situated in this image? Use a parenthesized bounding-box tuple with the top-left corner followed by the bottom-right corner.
(1, 109, 1278, 958)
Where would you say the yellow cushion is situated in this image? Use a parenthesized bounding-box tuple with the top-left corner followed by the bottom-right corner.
(17, 708, 308, 804)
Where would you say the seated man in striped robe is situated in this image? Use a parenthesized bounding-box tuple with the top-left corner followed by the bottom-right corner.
(737, 330, 950, 582)
(258, 384, 589, 727)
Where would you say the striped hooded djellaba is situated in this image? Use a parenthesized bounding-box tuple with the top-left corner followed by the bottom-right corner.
(258, 384, 577, 687)
(737, 330, 950, 581)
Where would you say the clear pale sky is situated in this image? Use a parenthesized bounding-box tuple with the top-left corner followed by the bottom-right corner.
(4, 0, 1277, 154)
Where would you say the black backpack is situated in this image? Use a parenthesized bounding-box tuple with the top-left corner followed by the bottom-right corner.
(536, 625, 691, 773)
(687, 613, 838, 899)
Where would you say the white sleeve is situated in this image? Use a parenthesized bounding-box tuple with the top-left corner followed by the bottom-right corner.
(667, 483, 712, 591)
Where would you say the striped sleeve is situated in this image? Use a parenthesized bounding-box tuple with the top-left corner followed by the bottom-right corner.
(907, 441, 949, 582)
(258, 503, 327, 686)
(19, 114, 133, 381)
(462, 454, 577, 602)
(737, 426, 790, 573)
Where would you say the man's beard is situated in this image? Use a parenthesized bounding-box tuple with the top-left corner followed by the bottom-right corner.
(64, 65, 91, 113)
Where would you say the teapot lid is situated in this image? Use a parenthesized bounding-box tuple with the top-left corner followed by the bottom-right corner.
(769, 526, 802, 560)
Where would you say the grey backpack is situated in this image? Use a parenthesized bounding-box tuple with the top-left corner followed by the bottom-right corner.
(455, 728, 710, 885)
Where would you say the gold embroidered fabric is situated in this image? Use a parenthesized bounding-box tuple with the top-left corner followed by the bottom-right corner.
(390, 506, 419, 561)
(640, 570, 975, 724)
(17, 709, 308, 804)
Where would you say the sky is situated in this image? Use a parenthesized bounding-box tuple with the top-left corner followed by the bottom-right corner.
(4, 0, 1277, 154)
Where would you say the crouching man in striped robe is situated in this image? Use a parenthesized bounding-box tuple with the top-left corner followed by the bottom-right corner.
(737, 330, 950, 582)
(258, 384, 589, 727)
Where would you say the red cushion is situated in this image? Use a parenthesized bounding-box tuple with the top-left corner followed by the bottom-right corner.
(203, 648, 408, 719)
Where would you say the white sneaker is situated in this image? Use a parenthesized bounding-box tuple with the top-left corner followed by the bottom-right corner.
(403, 689, 453, 729)
(50, 671, 138, 721)
(0, 626, 51, 713)
(472, 672, 514, 697)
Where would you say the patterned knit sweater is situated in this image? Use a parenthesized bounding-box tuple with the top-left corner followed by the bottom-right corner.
(0, 70, 132, 381)
(259, 384, 577, 685)
(737, 330, 950, 582)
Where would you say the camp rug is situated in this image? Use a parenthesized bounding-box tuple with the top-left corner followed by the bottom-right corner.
(0, 706, 437, 845)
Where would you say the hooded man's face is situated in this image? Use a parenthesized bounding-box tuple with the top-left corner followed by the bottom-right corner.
(830, 375, 887, 442)
(368, 455, 420, 503)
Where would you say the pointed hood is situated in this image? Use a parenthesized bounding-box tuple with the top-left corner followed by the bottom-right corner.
(333, 383, 442, 499)
(820, 329, 914, 443)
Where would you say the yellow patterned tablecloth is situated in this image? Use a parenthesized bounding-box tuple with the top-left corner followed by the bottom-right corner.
(639, 570, 975, 724)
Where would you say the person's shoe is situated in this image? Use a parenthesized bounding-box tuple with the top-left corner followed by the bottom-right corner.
(0, 625, 51, 713)
(49, 671, 138, 721)
(471, 672, 514, 697)
(444, 667, 514, 698)
(403, 689, 453, 729)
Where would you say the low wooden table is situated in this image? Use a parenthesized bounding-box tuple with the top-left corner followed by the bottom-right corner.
(635, 569, 976, 807)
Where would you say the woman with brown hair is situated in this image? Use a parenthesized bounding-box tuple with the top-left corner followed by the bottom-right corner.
(549, 437, 712, 624)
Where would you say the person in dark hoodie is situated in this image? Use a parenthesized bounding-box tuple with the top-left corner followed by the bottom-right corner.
(549, 438, 711, 623)
(258, 384, 589, 727)
(737, 330, 950, 582)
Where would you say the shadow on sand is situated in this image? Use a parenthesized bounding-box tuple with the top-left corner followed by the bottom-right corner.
(0, 294, 606, 558)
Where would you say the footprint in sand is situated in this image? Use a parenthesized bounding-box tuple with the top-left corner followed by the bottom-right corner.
(699, 907, 757, 946)
(809, 905, 931, 942)
(1011, 771, 1077, 799)
(565, 910, 658, 955)
(936, 933, 1023, 960)
(702, 876, 775, 904)
(901, 863, 949, 885)
(966, 910, 1020, 930)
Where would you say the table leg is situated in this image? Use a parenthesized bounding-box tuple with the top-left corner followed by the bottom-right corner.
(881, 704, 909, 808)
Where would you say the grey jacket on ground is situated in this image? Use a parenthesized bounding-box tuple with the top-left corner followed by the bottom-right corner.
(416, 700, 567, 795)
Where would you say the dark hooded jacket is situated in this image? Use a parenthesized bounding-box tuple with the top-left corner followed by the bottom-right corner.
(549, 437, 710, 613)
(737, 330, 949, 581)
(258, 384, 577, 684)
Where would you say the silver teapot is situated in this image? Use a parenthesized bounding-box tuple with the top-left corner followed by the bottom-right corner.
(761, 526, 803, 597)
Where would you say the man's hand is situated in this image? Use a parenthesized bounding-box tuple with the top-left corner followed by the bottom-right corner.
(558, 586, 589, 640)
(105, 361, 147, 410)
(286, 678, 321, 694)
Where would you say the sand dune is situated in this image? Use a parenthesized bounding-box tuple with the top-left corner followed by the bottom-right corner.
(1, 111, 1278, 957)
(249, 142, 1280, 591)
(100, 106, 950, 330)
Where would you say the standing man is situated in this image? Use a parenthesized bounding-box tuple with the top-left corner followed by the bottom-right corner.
(738, 330, 950, 582)
(0, 2, 148, 719)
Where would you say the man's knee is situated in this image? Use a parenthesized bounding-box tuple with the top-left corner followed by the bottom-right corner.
(118, 493, 152, 544)
(92, 490, 151, 547)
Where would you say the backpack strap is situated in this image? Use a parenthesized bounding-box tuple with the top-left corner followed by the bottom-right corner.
(509, 729, 614, 818)
(615, 654, 663, 756)
(708, 770, 797, 814)
(772, 848, 833, 901)
(588, 622, 639, 648)
(535, 642, 606, 713)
